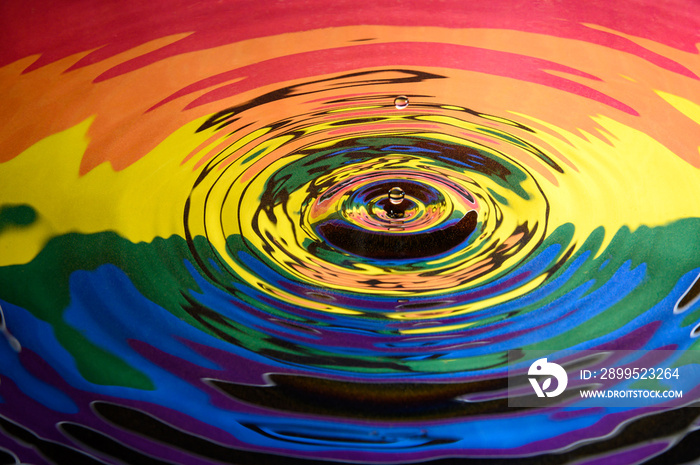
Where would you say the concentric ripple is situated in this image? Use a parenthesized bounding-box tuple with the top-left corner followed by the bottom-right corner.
(189, 87, 548, 299)
(1, 1, 700, 464)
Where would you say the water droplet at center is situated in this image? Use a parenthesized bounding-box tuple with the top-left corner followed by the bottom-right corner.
(394, 96, 409, 109)
(386, 187, 407, 218)
(388, 187, 405, 205)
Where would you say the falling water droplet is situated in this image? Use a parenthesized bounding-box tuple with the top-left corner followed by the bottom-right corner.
(385, 187, 407, 219)
(388, 187, 405, 205)
(394, 96, 409, 109)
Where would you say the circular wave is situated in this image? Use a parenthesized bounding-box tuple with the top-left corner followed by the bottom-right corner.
(1, 2, 700, 464)
(178, 79, 558, 371)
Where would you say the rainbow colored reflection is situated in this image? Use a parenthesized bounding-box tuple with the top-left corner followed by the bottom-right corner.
(1, 1, 700, 464)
